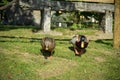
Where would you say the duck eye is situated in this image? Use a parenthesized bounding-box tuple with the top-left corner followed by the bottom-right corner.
(81, 37, 85, 41)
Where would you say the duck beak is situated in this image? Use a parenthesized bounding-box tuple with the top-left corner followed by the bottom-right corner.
(81, 41, 84, 48)
(45, 47, 48, 50)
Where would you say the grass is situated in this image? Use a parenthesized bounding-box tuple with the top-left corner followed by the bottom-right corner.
(0, 25, 120, 80)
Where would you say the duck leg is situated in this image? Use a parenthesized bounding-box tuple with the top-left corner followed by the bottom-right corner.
(74, 48, 79, 55)
(75, 48, 85, 56)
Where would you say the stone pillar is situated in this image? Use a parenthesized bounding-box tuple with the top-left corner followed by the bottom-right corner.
(42, 7, 51, 32)
(105, 10, 113, 33)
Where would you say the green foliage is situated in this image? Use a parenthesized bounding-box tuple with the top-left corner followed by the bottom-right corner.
(52, 11, 100, 30)
(69, 23, 78, 30)
(0, 0, 12, 6)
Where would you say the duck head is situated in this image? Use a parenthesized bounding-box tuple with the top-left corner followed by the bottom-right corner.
(76, 35, 87, 48)
(80, 35, 86, 48)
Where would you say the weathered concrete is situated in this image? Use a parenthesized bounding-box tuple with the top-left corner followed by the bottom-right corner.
(19, 0, 115, 33)
(42, 7, 51, 32)
(5, 0, 112, 33)
(28, 1, 114, 12)
(73, 0, 114, 3)
(105, 10, 113, 33)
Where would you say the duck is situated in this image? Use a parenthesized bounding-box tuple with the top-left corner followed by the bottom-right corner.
(41, 37, 55, 59)
(70, 35, 89, 56)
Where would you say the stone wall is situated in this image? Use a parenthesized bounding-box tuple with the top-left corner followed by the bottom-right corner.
(3, 3, 33, 25)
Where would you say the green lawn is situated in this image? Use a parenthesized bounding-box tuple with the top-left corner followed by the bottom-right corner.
(0, 25, 120, 80)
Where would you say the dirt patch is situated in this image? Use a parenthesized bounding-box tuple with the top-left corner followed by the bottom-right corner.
(36, 57, 77, 78)
(34, 30, 113, 40)
(35, 31, 63, 36)
(94, 57, 105, 63)
(1, 48, 76, 78)
(87, 31, 113, 40)
(5, 51, 77, 79)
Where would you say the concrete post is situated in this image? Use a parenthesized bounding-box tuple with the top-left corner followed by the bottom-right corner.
(43, 7, 51, 32)
(105, 10, 113, 33)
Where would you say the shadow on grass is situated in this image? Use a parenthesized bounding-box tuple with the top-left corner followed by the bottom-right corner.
(40, 49, 55, 59)
(0, 36, 41, 43)
(68, 46, 74, 51)
(0, 35, 71, 43)
(0, 25, 38, 31)
(95, 39, 113, 47)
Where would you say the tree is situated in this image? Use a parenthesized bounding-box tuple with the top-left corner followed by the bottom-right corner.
(113, 0, 120, 48)
(0, 0, 18, 10)
(0, 0, 19, 22)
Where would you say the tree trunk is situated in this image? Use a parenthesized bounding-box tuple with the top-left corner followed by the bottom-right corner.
(113, 0, 120, 48)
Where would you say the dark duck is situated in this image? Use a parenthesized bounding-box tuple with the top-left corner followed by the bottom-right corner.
(41, 37, 55, 59)
(70, 35, 89, 56)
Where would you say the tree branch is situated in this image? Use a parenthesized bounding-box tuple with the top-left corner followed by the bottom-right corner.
(0, 0, 19, 10)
